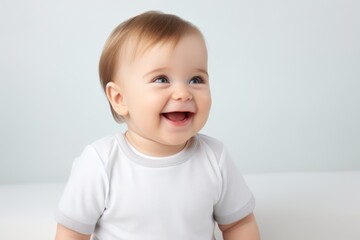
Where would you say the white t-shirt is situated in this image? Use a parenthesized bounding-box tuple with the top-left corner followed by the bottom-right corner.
(56, 133, 255, 240)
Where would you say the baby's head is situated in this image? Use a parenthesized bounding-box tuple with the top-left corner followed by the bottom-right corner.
(99, 11, 211, 155)
(99, 11, 206, 123)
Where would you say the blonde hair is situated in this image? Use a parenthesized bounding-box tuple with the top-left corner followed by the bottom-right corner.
(99, 11, 203, 123)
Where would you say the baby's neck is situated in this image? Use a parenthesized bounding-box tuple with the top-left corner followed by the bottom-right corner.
(125, 131, 189, 157)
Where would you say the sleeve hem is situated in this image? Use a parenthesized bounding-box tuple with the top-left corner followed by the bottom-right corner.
(214, 194, 256, 225)
(55, 209, 95, 235)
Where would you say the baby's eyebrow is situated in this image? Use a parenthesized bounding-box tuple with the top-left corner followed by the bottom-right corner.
(143, 67, 168, 78)
(195, 68, 209, 77)
(144, 67, 208, 78)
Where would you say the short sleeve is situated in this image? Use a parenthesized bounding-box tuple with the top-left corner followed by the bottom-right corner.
(55, 146, 109, 234)
(213, 148, 255, 225)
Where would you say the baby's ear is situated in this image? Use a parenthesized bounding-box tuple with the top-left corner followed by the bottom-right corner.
(106, 82, 128, 116)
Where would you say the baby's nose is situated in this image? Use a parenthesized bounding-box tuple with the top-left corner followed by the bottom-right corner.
(171, 84, 193, 101)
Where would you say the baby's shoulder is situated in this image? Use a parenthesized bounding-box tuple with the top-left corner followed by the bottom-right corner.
(84, 133, 122, 164)
(91, 134, 119, 150)
(197, 134, 225, 159)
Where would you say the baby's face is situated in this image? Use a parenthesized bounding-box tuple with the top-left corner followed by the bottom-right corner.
(116, 33, 211, 156)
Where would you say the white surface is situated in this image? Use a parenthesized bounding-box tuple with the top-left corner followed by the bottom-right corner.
(247, 171, 360, 240)
(1, 0, 360, 184)
(1, 171, 359, 240)
(0, 182, 63, 239)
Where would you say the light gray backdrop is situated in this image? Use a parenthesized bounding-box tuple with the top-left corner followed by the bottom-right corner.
(1, 0, 359, 184)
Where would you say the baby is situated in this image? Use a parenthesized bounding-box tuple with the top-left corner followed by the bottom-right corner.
(55, 11, 260, 240)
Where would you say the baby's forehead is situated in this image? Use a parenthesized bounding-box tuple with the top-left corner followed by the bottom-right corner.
(122, 31, 204, 62)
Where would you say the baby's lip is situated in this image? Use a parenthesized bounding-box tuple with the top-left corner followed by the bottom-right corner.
(161, 111, 194, 122)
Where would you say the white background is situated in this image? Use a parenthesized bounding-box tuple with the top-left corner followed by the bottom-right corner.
(1, 0, 359, 184)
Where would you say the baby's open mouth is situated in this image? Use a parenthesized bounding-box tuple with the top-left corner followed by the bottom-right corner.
(162, 112, 193, 122)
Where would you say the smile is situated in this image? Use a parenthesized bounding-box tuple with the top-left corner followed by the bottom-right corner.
(161, 112, 194, 123)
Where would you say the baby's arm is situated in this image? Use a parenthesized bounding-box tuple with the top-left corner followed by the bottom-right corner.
(55, 224, 91, 240)
(218, 213, 260, 240)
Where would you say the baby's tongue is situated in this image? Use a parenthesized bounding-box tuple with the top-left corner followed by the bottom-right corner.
(163, 112, 186, 121)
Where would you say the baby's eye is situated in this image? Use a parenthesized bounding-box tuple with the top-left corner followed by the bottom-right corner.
(189, 76, 204, 84)
(153, 76, 169, 84)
